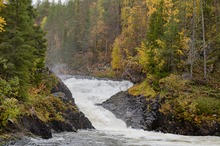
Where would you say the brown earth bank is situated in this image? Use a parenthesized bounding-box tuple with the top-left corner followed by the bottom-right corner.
(101, 91, 220, 136)
(0, 74, 94, 145)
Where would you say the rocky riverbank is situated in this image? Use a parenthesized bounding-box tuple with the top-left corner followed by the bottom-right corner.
(1, 74, 94, 145)
(101, 91, 220, 136)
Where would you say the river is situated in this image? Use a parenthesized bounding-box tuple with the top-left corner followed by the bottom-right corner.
(9, 76, 220, 146)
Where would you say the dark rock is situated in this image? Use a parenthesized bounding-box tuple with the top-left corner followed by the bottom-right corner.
(51, 73, 75, 104)
(50, 120, 77, 132)
(64, 111, 94, 130)
(50, 72, 94, 131)
(51, 91, 95, 130)
(101, 91, 148, 129)
(19, 115, 52, 139)
(52, 92, 75, 105)
(101, 91, 220, 136)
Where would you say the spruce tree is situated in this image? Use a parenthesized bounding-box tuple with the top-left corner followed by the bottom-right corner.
(0, 0, 46, 100)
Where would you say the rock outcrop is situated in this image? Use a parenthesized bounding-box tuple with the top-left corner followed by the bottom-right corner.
(19, 115, 52, 139)
(101, 91, 220, 136)
(4, 74, 94, 140)
(49, 75, 94, 133)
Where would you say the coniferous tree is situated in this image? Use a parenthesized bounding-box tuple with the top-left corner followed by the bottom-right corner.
(0, 0, 46, 100)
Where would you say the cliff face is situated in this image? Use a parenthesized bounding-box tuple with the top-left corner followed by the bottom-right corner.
(101, 91, 220, 136)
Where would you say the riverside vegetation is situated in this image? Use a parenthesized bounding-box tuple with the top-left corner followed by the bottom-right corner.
(37, 0, 220, 135)
(0, 0, 220, 143)
(0, 0, 93, 144)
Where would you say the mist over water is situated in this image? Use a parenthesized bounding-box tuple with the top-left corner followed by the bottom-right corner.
(9, 76, 220, 146)
(50, 63, 67, 75)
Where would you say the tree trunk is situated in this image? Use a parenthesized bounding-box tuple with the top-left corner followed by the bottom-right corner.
(214, 0, 219, 34)
(190, 0, 196, 80)
(201, 0, 207, 80)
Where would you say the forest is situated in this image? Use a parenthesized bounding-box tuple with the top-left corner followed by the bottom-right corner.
(37, 0, 220, 125)
(0, 0, 85, 139)
(0, 0, 220, 142)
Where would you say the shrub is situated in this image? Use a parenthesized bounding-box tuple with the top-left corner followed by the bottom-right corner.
(160, 96, 198, 123)
(31, 95, 69, 122)
(196, 97, 220, 116)
(0, 77, 19, 101)
(159, 74, 189, 93)
(0, 98, 20, 128)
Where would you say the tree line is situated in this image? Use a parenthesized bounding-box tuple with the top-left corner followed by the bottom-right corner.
(38, 0, 220, 88)
(0, 0, 54, 128)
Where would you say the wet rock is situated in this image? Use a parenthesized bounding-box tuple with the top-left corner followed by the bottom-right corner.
(50, 72, 94, 131)
(19, 115, 52, 139)
(52, 91, 95, 130)
(101, 91, 220, 136)
(51, 74, 75, 104)
(64, 111, 94, 130)
(101, 91, 148, 129)
(50, 120, 77, 132)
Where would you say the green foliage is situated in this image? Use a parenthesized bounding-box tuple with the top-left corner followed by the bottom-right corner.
(196, 97, 220, 116)
(0, 98, 20, 128)
(0, 0, 60, 133)
(0, 0, 47, 101)
(159, 75, 220, 123)
(160, 96, 198, 123)
(159, 74, 189, 97)
(0, 77, 19, 101)
(29, 94, 78, 122)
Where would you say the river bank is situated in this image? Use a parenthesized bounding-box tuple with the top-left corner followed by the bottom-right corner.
(0, 74, 94, 146)
(101, 88, 220, 136)
(6, 77, 220, 146)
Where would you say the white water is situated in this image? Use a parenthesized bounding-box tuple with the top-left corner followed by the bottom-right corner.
(64, 77, 220, 146)
(10, 76, 220, 146)
(65, 77, 131, 130)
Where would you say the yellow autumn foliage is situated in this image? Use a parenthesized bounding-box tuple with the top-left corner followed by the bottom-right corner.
(0, 0, 6, 32)
(128, 79, 156, 98)
(111, 37, 124, 70)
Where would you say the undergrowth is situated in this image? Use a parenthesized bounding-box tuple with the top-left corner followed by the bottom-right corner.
(129, 74, 220, 123)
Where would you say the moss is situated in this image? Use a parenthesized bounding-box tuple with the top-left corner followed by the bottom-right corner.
(128, 79, 156, 97)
